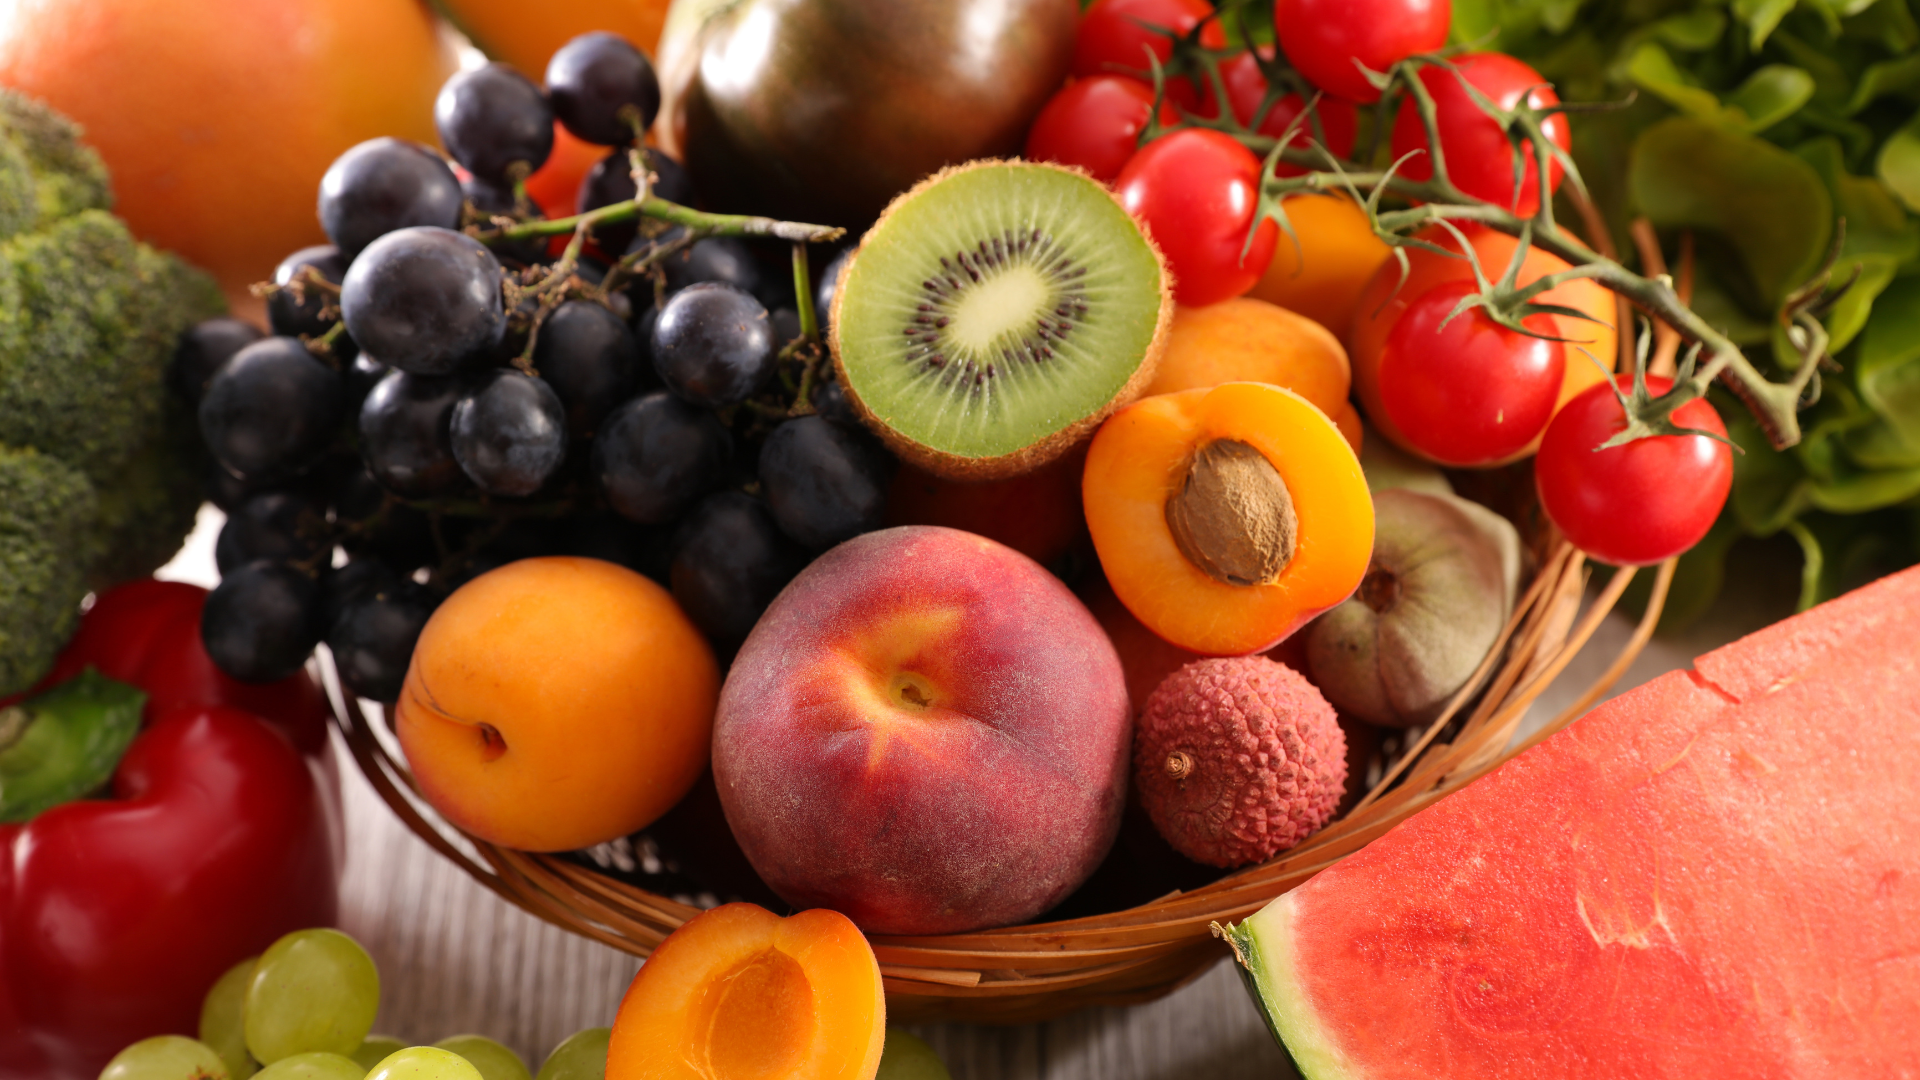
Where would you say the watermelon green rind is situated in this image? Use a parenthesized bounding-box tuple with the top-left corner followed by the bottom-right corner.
(1218, 903, 1355, 1080)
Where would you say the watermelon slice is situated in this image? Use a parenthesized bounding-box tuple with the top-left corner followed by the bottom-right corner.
(1222, 564, 1920, 1078)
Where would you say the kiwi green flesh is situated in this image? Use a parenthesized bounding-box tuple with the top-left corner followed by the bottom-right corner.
(834, 163, 1166, 462)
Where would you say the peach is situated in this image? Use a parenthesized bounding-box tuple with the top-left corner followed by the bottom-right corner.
(713, 526, 1131, 935)
(396, 557, 719, 853)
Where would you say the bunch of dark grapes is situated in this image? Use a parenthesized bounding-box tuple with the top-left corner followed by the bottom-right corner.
(178, 31, 888, 696)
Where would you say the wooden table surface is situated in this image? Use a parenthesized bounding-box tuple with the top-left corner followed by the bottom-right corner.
(160, 504, 1787, 1077)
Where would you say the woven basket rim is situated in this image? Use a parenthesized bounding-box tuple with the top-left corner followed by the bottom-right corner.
(325, 529, 1672, 1023)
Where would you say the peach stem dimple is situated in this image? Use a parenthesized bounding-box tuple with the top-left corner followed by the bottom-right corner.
(890, 672, 937, 710)
(476, 722, 508, 762)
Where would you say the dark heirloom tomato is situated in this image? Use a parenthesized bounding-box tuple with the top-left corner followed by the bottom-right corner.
(1116, 128, 1277, 307)
(1536, 375, 1733, 567)
(658, 0, 1077, 227)
(1391, 52, 1571, 215)
(1274, 0, 1451, 103)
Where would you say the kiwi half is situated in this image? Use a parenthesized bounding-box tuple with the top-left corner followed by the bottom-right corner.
(829, 160, 1171, 480)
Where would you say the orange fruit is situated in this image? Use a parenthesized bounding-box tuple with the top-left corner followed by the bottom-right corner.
(0, 0, 457, 320)
(1246, 192, 1393, 340)
(438, 0, 673, 79)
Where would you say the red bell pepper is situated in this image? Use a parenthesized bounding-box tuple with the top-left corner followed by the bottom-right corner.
(0, 581, 342, 1079)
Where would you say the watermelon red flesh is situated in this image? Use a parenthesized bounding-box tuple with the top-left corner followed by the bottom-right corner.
(1228, 563, 1920, 1079)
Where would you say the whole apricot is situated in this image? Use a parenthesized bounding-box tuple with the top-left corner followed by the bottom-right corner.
(0, 0, 457, 316)
(396, 557, 718, 852)
(1144, 297, 1361, 452)
(1245, 193, 1392, 339)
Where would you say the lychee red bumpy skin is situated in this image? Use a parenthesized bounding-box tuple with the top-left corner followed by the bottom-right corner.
(1135, 656, 1346, 868)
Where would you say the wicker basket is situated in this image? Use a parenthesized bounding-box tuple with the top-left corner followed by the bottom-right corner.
(325, 520, 1671, 1023)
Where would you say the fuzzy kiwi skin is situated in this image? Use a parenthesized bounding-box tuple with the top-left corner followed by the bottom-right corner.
(828, 159, 1174, 482)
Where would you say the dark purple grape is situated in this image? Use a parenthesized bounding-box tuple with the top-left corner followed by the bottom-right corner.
(435, 62, 554, 184)
(758, 416, 893, 550)
(450, 370, 568, 496)
(770, 306, 801, 347)
(559, 512, 675, 583)
(670, 492, 809, 656)
(268, 245, 354, 348)
(317, 138, 463, 258)
(328, 580, 437, 703)
(575, 147, 691, 253)
(215, 490, 331, 574)
(651, 283, 776, 409)
(462, 176, 549, 267)
(345, 502, 438, 574)
(340, 226, 506, 376)
(811, 375, 860, 428)
(532, 300, 640, 439)
(201, 561, 325, 683)
(815, 246, 854, 334)
(545, 32, 661, 146)
(344, 354, 390, 415)
(172, 318, 264, 405)
(323, 557, 401, 629)
(203, 456, 278, 512)
(198, 337, 345, 483)
(593, 391, 733, 524)
(358, 369, 469, 498)
(663, 235, 767, 299)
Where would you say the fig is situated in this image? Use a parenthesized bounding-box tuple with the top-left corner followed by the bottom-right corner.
(1306, 489, 1521, 729)
(655, 0, 1076, 227)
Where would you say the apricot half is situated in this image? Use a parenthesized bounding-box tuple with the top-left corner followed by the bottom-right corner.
(1084, 383, 1373, 656)
(607, 903, 885, 1080)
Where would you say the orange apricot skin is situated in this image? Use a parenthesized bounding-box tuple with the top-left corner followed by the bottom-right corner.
(607, 903, 886, 1080)
(1147, 298, 1350, 410)
(1245, 193, 1393, 339)
(1084, 383, 1374, 657)
(1350, 223, 1617, 464)
(395, 557, 718, 853)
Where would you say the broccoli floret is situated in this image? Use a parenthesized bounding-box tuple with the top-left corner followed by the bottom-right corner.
(0, 447, 98, 694)
(0, 90, 223, 695)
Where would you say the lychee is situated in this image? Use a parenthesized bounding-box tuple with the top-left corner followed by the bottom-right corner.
(1135, 656, 1346, 868)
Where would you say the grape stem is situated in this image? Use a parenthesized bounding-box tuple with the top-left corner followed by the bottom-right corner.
(479, 195, 844, 246)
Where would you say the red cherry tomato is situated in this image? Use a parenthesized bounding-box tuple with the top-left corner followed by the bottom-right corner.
(1536, 375, 1733, 566)
(1378, 279, 1565, 466)
(1025, 76, 1178, 183)
(1074, 0, 1227, 112)
(1217, 50, 1358, 176)
(1116, 128, 1278, 307)
(1274, 0, 1451, 104)
(1391, 52, 1571, 216)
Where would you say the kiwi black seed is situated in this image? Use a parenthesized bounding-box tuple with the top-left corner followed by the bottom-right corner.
(829, 160, 1171, 480)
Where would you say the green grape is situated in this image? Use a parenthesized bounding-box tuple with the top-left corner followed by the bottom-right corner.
(100, 1035, 231, 1080)
(532, 1029, 609, 1080)
(364, 1047, 483, 1080)
(433, 1036, 530, 1080)
(252, 1052, 368, 1080)
(244, 928, 381, 1064)
(200, 956, 261, 1080)
(350, 1037, 407, 1072)
(875, 1029, 951, 1080)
